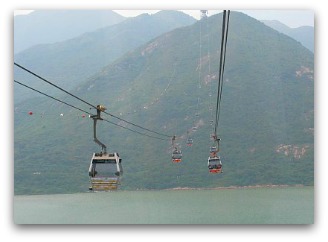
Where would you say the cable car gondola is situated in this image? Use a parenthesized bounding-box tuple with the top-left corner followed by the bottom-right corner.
(187, 137, 193, 146)
(172, 148, 182, 163)
(88, 105, 123, 191)
(89, 152, 123, 191)
(207, 156, 222, 173)
(208, 138, 222, 173)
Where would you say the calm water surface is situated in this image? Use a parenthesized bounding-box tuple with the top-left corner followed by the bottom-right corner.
(14, 186, 313, 224)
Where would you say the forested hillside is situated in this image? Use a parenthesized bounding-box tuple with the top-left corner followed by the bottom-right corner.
(14, 11, 314, 195)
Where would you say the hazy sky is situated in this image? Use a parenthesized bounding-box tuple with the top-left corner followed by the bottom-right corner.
(114, 10, 314, 28)
(14, 9, 314, 28)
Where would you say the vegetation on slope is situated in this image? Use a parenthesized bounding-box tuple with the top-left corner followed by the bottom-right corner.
(14, 12, 314, 195)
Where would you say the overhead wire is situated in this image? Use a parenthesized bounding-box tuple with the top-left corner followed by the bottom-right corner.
(102, 110, 172, 138)
(14, 62, 172, 138)
(14, 80, 93, 116)
(14, 62, 97, 109)
(192, 12, 205, 130)
(217, 10, 230, 127)
(102, 118, 168, 141)
(206, 12, 215, 128)
(14, 79, 170, 141)
(198, 15, 203, 89)
(214, 10, 230, 137)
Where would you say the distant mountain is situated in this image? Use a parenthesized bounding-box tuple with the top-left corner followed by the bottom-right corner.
(14, 10, 196, 103)
(14, 10, 126, 53)
(14, 12, 313, 195)
(262, 20, 314, 52)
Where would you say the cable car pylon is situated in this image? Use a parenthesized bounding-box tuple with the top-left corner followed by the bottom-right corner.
(200, 10, 208, 19)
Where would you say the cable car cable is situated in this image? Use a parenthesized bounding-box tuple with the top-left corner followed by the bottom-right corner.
(14, 80, 170, 141)
(217, 10, 230, 127)
(14, 80, 93, 115)
(102, 118, 168, 141)
(14, 62, 97, 110)
(102, 110, 172, 138)
(214, 11, 227, 135)
(214, 10, 230, 136)
(14, 62, 173, 138)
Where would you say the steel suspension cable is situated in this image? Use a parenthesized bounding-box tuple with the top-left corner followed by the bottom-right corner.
(14, 80, 93, 115)
(102, 110, 172, 138)
(14, 62, 172, 138)
(214, 10, 230, 137)
(14, 62, 97, 109)
(217, 10, 230, 127)
(14, 80, 170, 141)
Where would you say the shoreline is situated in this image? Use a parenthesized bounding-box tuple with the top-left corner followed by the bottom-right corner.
(14, 184, 310, 196)
(168, 184, 306, 191)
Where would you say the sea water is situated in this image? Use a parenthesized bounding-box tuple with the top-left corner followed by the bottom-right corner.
(13, 186, 313, 224)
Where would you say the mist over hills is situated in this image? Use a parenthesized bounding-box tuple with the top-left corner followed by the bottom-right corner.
(14, 11, 314, 195)
(262, 20, 314, 52)
(14, 10, 196, 103)
(14, 10, 126, 54)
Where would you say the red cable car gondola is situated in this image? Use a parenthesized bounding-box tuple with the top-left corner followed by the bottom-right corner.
(187, 138, 193, 147)
(172, 148, 182, 163)
(208, 156, 222, 174)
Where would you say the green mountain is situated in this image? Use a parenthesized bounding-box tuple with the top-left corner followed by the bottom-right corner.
(262, 20, 314, 52)
(14, 11, 314, 195)
(14, 10, 196, 103)
(14, 10, 126, 53)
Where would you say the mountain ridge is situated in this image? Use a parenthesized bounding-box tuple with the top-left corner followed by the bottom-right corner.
(14, 10, 127, 54)
(261, 20, 314, 52)
(14, 10, 197, 103)
(14, 11, 314, 195)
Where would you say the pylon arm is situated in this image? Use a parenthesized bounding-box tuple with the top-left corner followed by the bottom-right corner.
(91, 109, 107, 154)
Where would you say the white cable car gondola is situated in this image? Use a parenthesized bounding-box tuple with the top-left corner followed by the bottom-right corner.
(89, 152, 123, 191)
(88, 105, 123, 191)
